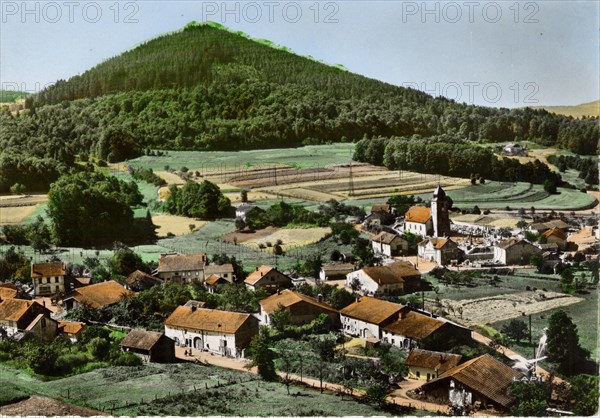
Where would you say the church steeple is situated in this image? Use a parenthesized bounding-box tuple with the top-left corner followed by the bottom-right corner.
(431, 186, 451, 237)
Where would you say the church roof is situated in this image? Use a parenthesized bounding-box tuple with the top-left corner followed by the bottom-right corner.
(433, 185, 446, 199)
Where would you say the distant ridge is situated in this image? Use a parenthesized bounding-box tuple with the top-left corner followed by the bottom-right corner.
(533, 100, 600, 118)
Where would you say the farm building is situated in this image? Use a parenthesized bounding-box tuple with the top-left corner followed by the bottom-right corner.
(156, 253, 208, 283)
(529, 219, 569, 235)
(0, 283, 19, 302)
(120, 329, 175, 363)
(0, 298, 54, 340)
(204, 275, 229, 293)
(126, 270, 163, 291)
(346, 262, 421, 296)
(204, 264, 235, 283)
(63, 280, 133, 311)
(371, 231, 408, 257)
(244, 265, 293, 294)
(258, 290, 339, 327)
(381, 311, 471, 351)
(503, 143, 528, 156)
(31, 262, 66, 297)
(416, 354, 523, 413)
(339, 296, 404, 339)
(405, 349, 462, 381)
(57, 320, 86, 343)
(72, 277, 91, 288)
(541, 227, 568, 250)
(404, 206, 433, 236)
(493, 238, 541, 265)
(418, 238, 462, 266)
(24, 314, 58, 342)
(319, 263, 356, 281)
(365, 203, 396, 225)
(164, 306, 259, 358)
(234, 202, 257, 221)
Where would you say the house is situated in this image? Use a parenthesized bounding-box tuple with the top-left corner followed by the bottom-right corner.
(417, 354, 523, 413)
(365, 203, 396, 225)
(319, 263, 356, 281)
(126, 270, 163, 292)
(529, 219, 569, 235)
(0, 298, 54, 340)
(381, 311, 471, 351)
(503, 143, 528, 156)
(24, 313, 58, 342)
(405, 349, 462, 381)
(493, 238, 541, 265)
(541, 227, 568, 250)
(404, 206, 433, 236)
(31, 262, 66, 297)
(156, 253, 208, 283)
(72, 277, 91, 288)
(371, 232, 408, 257)
(235, 203, 257, 221)
(204, 275, 229, 293)
(120, 329, 175, 363)
(339, 296, 404, 339)
(0, 283, 19, 302)
(184, 300, 207, 309)
(244, 265, 293, 294)
(57, 320, 86, 343)
(418, 238, 463, 266)
(63, 280, 133, 311)
(164, 306, 259, 358)
(258, 290, 339, 327)
(346, 262, 421, 296)
(204, 264, 235, 283)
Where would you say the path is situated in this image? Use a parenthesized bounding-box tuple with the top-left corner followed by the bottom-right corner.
(175, 347, 450, 414)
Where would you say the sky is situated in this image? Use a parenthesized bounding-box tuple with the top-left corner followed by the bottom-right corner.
(1, 0, 598, 108)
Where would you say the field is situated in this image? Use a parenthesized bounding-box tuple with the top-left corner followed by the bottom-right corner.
(534, 100, 600, 118)
(0, 194, 48, 226)
(439, 181, 596, 210)
(222, 227, 332, 252)
(151, 214, 208, 237)
(0, 363, 389, 416)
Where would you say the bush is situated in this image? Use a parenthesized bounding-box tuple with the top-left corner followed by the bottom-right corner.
(111, 352, 143, 366)
(55, 353, 89, 374)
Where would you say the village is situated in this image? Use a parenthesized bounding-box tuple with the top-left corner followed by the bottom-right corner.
(1, 183, 598, 416)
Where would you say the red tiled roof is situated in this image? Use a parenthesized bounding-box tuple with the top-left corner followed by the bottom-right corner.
(165, 307, 254, 334)
(259, 290, 338, 315)
(405, 206, 431, 224)
(340, 297, 403, 325)
(66, 280, 133, 309)
(31, 262, 66, 278)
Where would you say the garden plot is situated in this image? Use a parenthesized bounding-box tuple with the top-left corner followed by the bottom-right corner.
(432, 291, 584, 327)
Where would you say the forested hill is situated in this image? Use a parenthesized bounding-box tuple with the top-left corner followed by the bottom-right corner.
(1, 22, 598, 192)
(35, 21, 430, 105)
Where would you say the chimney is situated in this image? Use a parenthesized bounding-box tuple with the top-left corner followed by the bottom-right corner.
(191, 304, 197, 312)
(317, 293, 323, 303)
(256, 267, 259, 272)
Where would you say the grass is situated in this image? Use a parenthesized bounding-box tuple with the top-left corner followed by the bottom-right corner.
(128, 144, 356, 172)
(0, 362, 394, 416)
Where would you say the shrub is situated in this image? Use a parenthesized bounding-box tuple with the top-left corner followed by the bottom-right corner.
(55, 353, 89, 374)
(111, 352, 143, 366)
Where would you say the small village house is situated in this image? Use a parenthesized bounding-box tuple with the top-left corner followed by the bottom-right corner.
(120, 329, 176, 363)
(371, 231, 408, 257)
(381, 310, 471, 351)
(244, 265, 293, 294)
(156, 253, 208, 283)
(417, 354, 523, 413)
(258, 290, 339, 327)
(541, 227, 568, 250)
(346, 261, 421, 296)
(164, 305, 259, 358)
(529, 219, 569, 235)
(405, 349, 462, 381)
(204, 264, 235, 283)
(57, 320, 86, 343)
(0, 283, 19, 301)
(0, 298, 55, 341)
(319, 263, 355, 281)
(418, 238, 463, 266)
(31, 262, 66, 297)
(404, 206, 433, 236)
(493, 238, 541, 265)
(339, 296, 404, 339)
(63, 280, 133, 311)
(234, 202, 257, 221)
(364, 203, 396, 226)
(125, 270, 163, 292)
(204, 275, 229, 293)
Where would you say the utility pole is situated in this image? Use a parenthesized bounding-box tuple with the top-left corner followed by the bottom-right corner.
(348, 161, 354, 197)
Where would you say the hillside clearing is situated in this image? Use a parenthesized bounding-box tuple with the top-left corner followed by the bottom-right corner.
(151, 214, 209, 237)
(222, 227, 332, 252)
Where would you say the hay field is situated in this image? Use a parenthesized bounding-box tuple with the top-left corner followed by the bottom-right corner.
(0, 194, 48, 225)
(222, 227, 331, 252)
(151, 214, 208, 237)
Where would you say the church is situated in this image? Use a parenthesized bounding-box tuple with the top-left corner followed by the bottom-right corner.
(404, 186, 452, 238)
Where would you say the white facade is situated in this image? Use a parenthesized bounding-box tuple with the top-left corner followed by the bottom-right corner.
(381, 330, 418, 350)
(405, 221, 429, 236)
(346, 270, 379, 296)
(340, 314, 381, 339)
(164, 325, 242, 358)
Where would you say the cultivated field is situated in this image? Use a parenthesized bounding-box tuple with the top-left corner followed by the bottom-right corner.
(0, 194, 48, 226)
(442, 181, 597, 210)
(151, 214, 208, 237)
(222, 227, 332, 252)
(0, 363, 388, 417)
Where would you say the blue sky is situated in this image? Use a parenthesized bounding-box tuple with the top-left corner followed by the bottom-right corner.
(1, 0, 598, 107)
